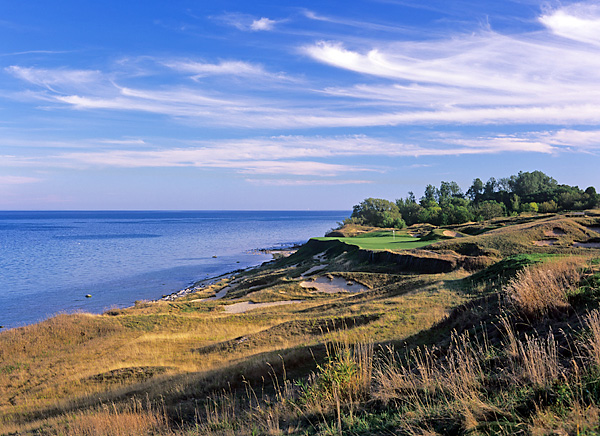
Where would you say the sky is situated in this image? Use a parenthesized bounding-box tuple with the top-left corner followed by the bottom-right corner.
(1, 0, 600, 210)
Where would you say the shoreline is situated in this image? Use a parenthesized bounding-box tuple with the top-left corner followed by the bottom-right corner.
(0, 246, 300, 331)
(155, 246, 298, 303)
(0, 210, 349, 330)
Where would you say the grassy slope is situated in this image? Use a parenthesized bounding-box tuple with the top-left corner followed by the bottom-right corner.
(1, 213, 600, 435)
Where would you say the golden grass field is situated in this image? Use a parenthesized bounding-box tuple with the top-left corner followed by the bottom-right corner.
(2, 212, 600, 435)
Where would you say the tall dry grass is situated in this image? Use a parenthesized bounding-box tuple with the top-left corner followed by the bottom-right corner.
(518, 331, 561, 387)
(503, 257, 584, 318)
(584, 309, 600, 368)
(41, 398, 170, 436)
(500, 315, 562, 387)
(374, 330, 494, 431)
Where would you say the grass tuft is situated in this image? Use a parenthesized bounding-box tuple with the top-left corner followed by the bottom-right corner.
(503, 257, 584, 318)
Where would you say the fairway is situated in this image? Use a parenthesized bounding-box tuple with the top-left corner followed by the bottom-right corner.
(314, 230, 438, 251)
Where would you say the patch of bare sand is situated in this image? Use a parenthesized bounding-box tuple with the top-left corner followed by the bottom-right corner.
(300, 276, 368, 294)
(545, 228, 566, 237)
(443, 230, 462, 237)
(312, 252, 327, 262)
(302, 265, 327, 276)
(587, 227, 600, 234)
(533, 240, 557, 246)
(223, 300, 302, 314)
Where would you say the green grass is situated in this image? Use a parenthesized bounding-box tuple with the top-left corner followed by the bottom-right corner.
(314, 230, 439, 251)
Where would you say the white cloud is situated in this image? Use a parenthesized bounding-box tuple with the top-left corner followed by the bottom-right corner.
(300, 4, 600, 127)
(538, 129, 600, 150)
(7, 4, 600, 130)
(163, 59, 293, 82)
(6, 66, 101, 90)
(164, 60, 266, 77)
(250, 17, 277, 31)
(540, 3, 600, 45)
(216, 13, 281, 32)
(2, 130, 586, 177)
(302, 9, 414, 35)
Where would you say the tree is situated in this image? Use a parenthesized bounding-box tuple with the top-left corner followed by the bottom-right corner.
(498, 176, 516, 192)
(476, 200, 505, 220)
(421, 184, 437, 205)
(437, 181, 464, 205)
(351, 198, 405, 228)
(396, 196, 423, 226)
(513, 171, 557, 197)
(584, 187, 600, 209)
(484, 177, 497, 198)
(466, 178, 484, 202)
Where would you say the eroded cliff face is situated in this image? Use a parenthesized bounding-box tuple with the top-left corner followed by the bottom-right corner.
(302, 239, 494, 275)
(357, 249, 459, 273)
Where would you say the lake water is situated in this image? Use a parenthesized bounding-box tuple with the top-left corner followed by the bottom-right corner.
(0, 211, 348, 329)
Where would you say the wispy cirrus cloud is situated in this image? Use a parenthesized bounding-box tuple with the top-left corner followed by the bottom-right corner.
(0, 175, 42, 185)
(6, 3, 600, 132)
(300, 2, 600, 127)
(162, 59, 295, 82)
(6, 66, 101, 90)
(537, 129, 600, 152)
(302, 9, 416, 35)
(2, 130, 587, 177)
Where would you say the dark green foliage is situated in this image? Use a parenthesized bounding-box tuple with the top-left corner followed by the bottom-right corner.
(356, 171, 600, 229)
(349, 197, 406, 228)
(512, 170, 557, 197)
(475, 200, 506, 220)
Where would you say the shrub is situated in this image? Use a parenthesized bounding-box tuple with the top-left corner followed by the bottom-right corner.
(300, 342, 373, 411)
(503, 258, 583, 318)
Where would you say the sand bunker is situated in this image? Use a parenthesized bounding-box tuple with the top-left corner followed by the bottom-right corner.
(302, 265, 327, 276)
(534, 240, 557, 246)
(223, 300, 302, 314)
(209, 287, 230, 300)
(545, 228, 566, 237)
(574, 242, 600, 249)
(300, 276, 368, 294)
(442, 230, 464, 238)
(313, 252, 327, 262)
(587, 227, 600, 234)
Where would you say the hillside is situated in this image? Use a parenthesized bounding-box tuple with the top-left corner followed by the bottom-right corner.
(2, 212, 600, 435)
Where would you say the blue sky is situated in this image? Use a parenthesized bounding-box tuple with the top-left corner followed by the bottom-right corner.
(1, 0, 599, 210)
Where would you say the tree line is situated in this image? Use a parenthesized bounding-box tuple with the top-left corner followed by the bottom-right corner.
(346, 171, 600, 229)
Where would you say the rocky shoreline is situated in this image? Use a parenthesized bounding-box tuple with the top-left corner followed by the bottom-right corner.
(157, 246, 298, 302)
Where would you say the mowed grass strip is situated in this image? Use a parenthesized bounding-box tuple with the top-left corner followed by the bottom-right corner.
(315, 230, 437, 251)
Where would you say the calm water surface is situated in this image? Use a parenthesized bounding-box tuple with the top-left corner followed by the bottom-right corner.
(0, 211, 348, 329)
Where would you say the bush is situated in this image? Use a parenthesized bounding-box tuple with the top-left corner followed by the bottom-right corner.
(503, 258, 583, 318)
(300, 342, 373, 410)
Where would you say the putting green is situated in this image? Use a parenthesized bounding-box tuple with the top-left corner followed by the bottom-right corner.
(314, 230, 437, 251)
